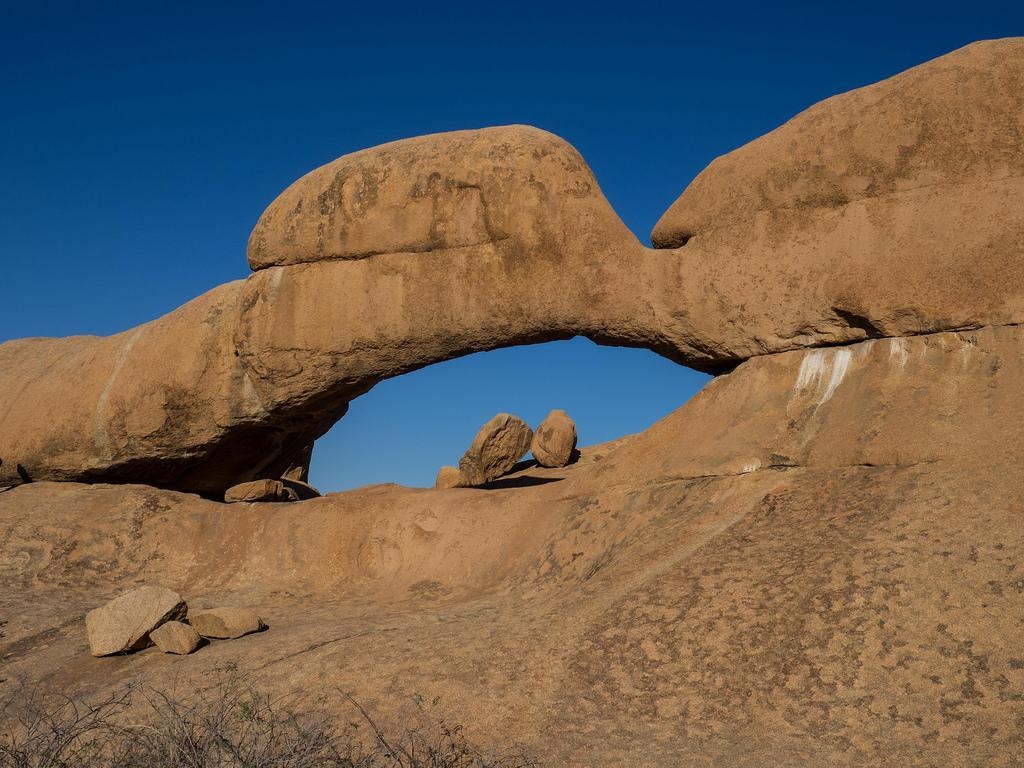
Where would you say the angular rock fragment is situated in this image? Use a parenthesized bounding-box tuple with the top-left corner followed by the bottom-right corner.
(189, 607, 266, 639)
(532, 409, 578, 468)
(279, 477, 321, 500)
(435, 466, 471, 489)
(149, 620, 201, 655)
(458, 414, 533, 486)
(85, 586, 186, 657)
(224, 479, 297, 503)
(281, 443, 313, 482)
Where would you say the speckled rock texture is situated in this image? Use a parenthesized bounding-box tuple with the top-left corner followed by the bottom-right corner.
(2, 40, 1023, 764)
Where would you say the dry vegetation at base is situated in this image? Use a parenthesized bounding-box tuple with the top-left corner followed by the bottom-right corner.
(0, 672, 540, 768)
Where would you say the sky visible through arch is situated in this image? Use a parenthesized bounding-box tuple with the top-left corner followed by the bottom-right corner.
(2, 2, 1020, 490)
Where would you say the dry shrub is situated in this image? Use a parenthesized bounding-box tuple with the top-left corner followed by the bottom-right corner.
(0, 672, 539, 768)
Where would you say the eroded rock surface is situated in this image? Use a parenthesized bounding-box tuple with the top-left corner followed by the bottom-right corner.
(0, 125, 668, 495)
(249, 126, 600, 270)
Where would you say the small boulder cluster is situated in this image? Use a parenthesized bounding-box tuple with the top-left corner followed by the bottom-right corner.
(85, 585, 266, 657)
(436, 409, 578, 489)
(223, 448, 321, 503)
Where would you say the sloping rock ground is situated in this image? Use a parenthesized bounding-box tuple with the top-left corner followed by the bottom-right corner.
(3, 326, 1023, 766)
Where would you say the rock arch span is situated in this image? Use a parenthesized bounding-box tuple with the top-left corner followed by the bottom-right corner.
(0, 39, 1021, 495)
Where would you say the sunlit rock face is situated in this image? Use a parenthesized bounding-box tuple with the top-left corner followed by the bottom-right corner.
(651, 38, 1024, 357)
(1, 40, 1022, 495)
(0, 126, 677, 496)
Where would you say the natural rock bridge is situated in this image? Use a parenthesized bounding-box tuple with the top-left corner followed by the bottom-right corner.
(1, 39, 1021, 496)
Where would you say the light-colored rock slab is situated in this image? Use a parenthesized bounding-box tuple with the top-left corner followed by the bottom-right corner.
(190, 608, 266, 639)
(85, 586, 186, 657)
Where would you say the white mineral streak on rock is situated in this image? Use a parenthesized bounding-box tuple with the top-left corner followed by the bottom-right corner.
(888, 337, 909, 368)
(959, 340, 975, 368)
(794, 347, 853, 406)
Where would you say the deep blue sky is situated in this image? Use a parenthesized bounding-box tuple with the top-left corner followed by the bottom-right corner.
(2, 3, 1020, 490)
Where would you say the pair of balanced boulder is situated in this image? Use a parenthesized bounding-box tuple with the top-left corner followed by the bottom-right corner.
(84, 585, 266, 657)
(436, 409, 578, 488)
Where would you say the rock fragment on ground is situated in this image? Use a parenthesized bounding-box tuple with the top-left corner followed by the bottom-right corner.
(85, 586, 186, 657)
(458, 414, 533, 486)
(190, 607, 266, 639)
(532, 409, 578, 468)
(279, 477, 321, 500)
(435, 466, 471, 489)
(224, 479, 297, 503)
(149, 620, 201, 655)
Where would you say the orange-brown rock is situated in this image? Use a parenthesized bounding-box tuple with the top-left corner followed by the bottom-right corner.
(435, 465, 470, 489)
(84, 586, 186, 657)
(278, 477, 321, 500)
(189, 608, 266, 639)
(0, 126, 674, 495)
(224, 479, 296, 503)
(531, 409, 577, 467)
(458, 413, 533, 486)
(149, 620, 201, 655)
(248, 126, 600, 270)
(651, 38, 1024, 358)
(4, 326, 1023, 765)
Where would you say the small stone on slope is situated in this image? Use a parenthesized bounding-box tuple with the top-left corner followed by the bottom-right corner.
(435, 466, 471, 489)
(189, 607, 266, 639)
(85, 586, 186, 657)
(532, 409, 578, 468)
(149, 620, 201, 655)
(224, 479, 297, 503)
(458, 413, 533, 486)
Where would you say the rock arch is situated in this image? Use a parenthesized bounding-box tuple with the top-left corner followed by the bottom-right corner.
(1, 39, 1021, 495)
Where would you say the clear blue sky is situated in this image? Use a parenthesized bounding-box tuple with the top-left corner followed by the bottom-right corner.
(2, 2, 1020, 491)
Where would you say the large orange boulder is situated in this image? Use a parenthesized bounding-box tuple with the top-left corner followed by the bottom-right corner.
(650, 38, 1024, 359)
